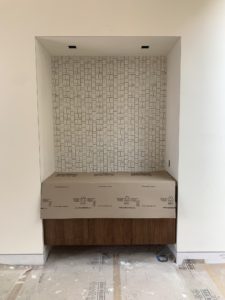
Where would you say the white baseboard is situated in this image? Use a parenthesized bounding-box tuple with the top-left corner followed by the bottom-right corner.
(0, 247, 51, 265)
(0, 254, 45, 265)
(176, 251, 225, 265)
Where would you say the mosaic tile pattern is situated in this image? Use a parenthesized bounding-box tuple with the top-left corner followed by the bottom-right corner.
(52, 56, 166, 172)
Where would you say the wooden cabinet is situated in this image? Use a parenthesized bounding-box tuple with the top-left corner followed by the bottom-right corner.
(43, 218, 176, 245)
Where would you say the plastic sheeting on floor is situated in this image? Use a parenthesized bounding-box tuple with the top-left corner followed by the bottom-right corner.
(0, 246, 225, 300)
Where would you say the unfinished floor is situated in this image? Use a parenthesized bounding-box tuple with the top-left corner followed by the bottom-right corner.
(1, 246, 225, 300)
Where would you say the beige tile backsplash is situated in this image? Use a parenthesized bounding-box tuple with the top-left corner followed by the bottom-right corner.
(52, 56, 166, 172)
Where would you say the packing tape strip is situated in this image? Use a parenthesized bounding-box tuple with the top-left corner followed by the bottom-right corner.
(6, 268, 32, 300)
(113, 253, 121, 300)
(203, 264, 225, 298)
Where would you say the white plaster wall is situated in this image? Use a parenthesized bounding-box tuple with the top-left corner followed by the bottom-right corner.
(0, 0, 225, 256)
(35, 40, 55, 181)
(165, 40, 181, 180)
(177, 1, 225, 252)
(0, 18, 43, 254)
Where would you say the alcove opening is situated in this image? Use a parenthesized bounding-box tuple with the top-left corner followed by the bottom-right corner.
(35, 36, 181, 181)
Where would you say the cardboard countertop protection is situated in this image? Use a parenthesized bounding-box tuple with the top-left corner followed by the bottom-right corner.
(44, 171, 175, 184)
(41, 171, 176, 219)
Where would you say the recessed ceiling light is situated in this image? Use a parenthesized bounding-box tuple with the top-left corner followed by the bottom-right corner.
(68, 45, 77, 49)
(141, 45, 150, 49)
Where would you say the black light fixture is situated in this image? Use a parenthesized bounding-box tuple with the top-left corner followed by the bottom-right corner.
(68, 45, 77, 49)
(141, 45, 150, 49)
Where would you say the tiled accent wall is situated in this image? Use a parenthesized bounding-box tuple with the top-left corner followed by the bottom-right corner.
(52, 56, 166, 172)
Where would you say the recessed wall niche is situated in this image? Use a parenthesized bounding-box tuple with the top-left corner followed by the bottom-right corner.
(52, 56, 166, 172)
(36, 36, 180, 180)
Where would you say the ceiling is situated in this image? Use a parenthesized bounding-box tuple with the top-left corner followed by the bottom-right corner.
(37, 36, 180, 56)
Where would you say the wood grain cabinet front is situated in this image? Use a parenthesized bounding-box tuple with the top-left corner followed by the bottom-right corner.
(43, 218, 176, 245)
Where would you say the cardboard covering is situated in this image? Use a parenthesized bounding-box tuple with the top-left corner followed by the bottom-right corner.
(41, 171, 176, 219)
